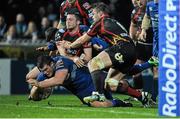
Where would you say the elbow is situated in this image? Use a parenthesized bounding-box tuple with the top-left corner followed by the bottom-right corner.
(26, 73, 31, 81)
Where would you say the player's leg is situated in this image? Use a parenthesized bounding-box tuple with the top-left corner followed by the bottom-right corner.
(150, 38, 159, 105)
(105, 71, 149, 107)
(88, 50, 112, 94)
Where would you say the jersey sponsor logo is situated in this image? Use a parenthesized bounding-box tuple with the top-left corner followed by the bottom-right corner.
(111, 34, 129, 45)
(114, 53, 124, 63)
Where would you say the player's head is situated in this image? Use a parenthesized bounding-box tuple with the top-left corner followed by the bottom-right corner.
(66, 9, 80, 31)
(131, 0, 138, 7)
(92, 2, 111, 22)
(67, 0, 76, 4)
(37, 56, 55, 77)
(45, 27, 58, 42)
(137, 0, 147, 7)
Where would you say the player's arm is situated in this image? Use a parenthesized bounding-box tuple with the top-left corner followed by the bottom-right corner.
(82, 43, 92, 64)
(28, 69, 68, 88)
(57, 2, 66, 29)
(64, 21, 99, 49)
(90, 100, 114, 107)
(139, 13, 150, 41)
(36, 46, 49, 51)
(90, 99, 132, 107)
(57, 20, 66, 29)
(70, 33, 92, 48)
(26, 67, 40, 81)
(129, 21, 138, 40)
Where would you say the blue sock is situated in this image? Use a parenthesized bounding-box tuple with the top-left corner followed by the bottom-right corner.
(129, 62, 152, 75)
(111, 99, 132, 107)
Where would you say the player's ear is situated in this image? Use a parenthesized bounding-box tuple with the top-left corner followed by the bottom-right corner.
(50, 62, 55, 69)
(99, 11, 104, 17)
(77, 20, 80, 25)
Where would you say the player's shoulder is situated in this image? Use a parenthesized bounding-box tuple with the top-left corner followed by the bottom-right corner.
(146, 1, 155, 7)
(80, 25, 89, 32)
(78, 0, 92, 10)
(53, 56, 73, 70)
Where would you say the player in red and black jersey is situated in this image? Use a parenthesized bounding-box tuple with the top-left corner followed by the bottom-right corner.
(57, 0, 95, 29)
(37, 12, 92, 68)
(63, 2, 157, 106)
(129, 0, 153, 89)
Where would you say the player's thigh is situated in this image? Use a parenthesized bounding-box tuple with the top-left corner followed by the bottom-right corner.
(88, 51, 112, 72)
(104, 42, 137, 73)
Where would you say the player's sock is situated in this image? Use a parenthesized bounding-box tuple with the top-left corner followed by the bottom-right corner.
(128, 62, 152, 75)
(91, 70, 105, 94)
(133, 74, 143, 89)
(151, 78, 158, 102)
(126, 87, 142, 98)
(116, 83, 141, 99)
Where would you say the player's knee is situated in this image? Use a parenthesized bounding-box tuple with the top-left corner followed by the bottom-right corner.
(88, 57, 105, 72)
(116, 80, 129, 93)
(105, 78, 119, 91)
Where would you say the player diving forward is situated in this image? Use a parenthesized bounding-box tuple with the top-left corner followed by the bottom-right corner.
(27, 55, 133, 107)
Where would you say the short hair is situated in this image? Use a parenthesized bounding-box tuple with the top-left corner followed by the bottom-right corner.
(67, 8, 81, 21)
(92, 2, 111, 15)
(45, 27, 58, 42)
(37, 55, 53, 69)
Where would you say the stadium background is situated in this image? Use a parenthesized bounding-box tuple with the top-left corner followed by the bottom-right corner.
(0, 0, 161, 118)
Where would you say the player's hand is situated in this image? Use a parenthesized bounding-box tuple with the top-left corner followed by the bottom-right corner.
(36, 47, 46, 51)
(27, 79, 39, 87)
(138, 29, 147, 42)
(63, 41, 71, 49)
(93, 44, 103, 51)
(56, 40, 71, 49)
(73, 57, 85, 68)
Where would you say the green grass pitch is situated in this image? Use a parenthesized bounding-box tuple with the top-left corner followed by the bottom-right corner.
(0, 94, 158, 118)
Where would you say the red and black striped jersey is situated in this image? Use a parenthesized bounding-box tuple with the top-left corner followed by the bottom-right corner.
(61, 25, 91, 56)
(87, 15, 131, 46)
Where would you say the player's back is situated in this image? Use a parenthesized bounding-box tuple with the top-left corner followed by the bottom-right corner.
(100, 17, 132, 45)
(53, 56, 94, 103)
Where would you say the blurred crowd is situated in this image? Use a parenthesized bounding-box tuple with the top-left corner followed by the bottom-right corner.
(0, 0, 133, 43)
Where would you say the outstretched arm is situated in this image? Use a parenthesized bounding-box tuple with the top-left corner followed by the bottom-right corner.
(63, 33, 92, 49)
(27, 69, 68, 88)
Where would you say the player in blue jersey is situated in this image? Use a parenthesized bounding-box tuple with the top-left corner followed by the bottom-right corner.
(139, 0, 159, 105)
(27, 55, 133, 107)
